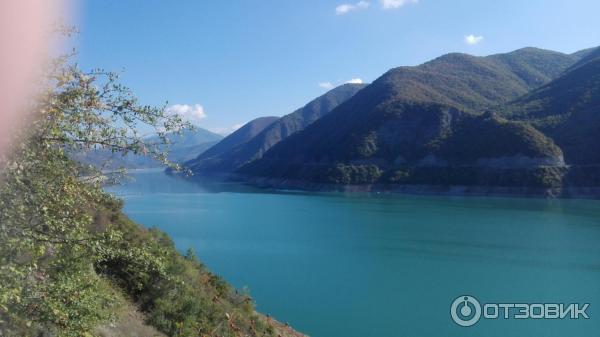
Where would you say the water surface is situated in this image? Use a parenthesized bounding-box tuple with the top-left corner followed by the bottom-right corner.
(108, 170, 600, 337)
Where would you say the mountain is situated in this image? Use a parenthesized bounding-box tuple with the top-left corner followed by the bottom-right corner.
(240, 107, 564, 189)
(147, 128, 224, 163)
(486, 47, 580, 88)
(184, 83, 366, 173)
(193, 116, 279, 162)
(502, 47, 600, 164)
(500, 46, 600, 186)
(72, 128, 223, 169)
(238, 48, 581, 191)
(570, 46, 600, 61)
(324, 48, 577, 114)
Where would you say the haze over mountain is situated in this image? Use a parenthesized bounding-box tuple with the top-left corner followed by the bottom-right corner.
(231, 47, 599, 194)
(184, 83, 366, 173)
(73, 128, 223, 169)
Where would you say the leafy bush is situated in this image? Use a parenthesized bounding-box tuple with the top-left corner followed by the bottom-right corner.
(0, 32, 280, 337)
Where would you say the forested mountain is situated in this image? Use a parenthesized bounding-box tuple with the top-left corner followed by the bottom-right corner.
(316, 48, 577, 115)
(500, 47, 600, 186)
(184, 83, 366, 172)
(192, 116, 279, 163)
(236, 47, 598, 193)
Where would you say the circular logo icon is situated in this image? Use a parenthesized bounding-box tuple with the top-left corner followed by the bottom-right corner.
(451, 295, 481, 327)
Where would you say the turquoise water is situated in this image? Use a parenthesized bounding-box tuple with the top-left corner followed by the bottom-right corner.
(108, 170, 600, 337)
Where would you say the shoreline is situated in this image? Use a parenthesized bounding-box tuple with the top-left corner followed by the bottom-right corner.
(173, 171, 600, 200)
(242, 177, 600, 199)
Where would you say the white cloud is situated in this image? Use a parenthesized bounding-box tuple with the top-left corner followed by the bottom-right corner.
(346, 78, 364, 84)
(319, 78, 365, 90)
(380, 0, 418, 9)
(336, 1, 370, 15)
(465, 34, 484, 45)
(211, 123, 243, 136)
(165, 104, 207, 124)
(318, 82, 335, 89)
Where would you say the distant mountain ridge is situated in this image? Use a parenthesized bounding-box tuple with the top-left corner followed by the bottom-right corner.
(72, 128, 223, 169)
(195, 116, 279, 161)
(184, 83, 366, 172)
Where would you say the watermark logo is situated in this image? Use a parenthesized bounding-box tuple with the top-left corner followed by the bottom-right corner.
(451, 295, 481, 327)
(450, 295, 590, 327)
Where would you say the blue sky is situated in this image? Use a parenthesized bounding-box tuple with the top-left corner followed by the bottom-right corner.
(75, 0, 600, 134)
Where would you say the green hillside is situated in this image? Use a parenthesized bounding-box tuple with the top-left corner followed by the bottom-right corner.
(352, 48, 576, 113)
(501, 47, 600, 164)
(238, 48, 579, 190)
(0, 53, 303, 337)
